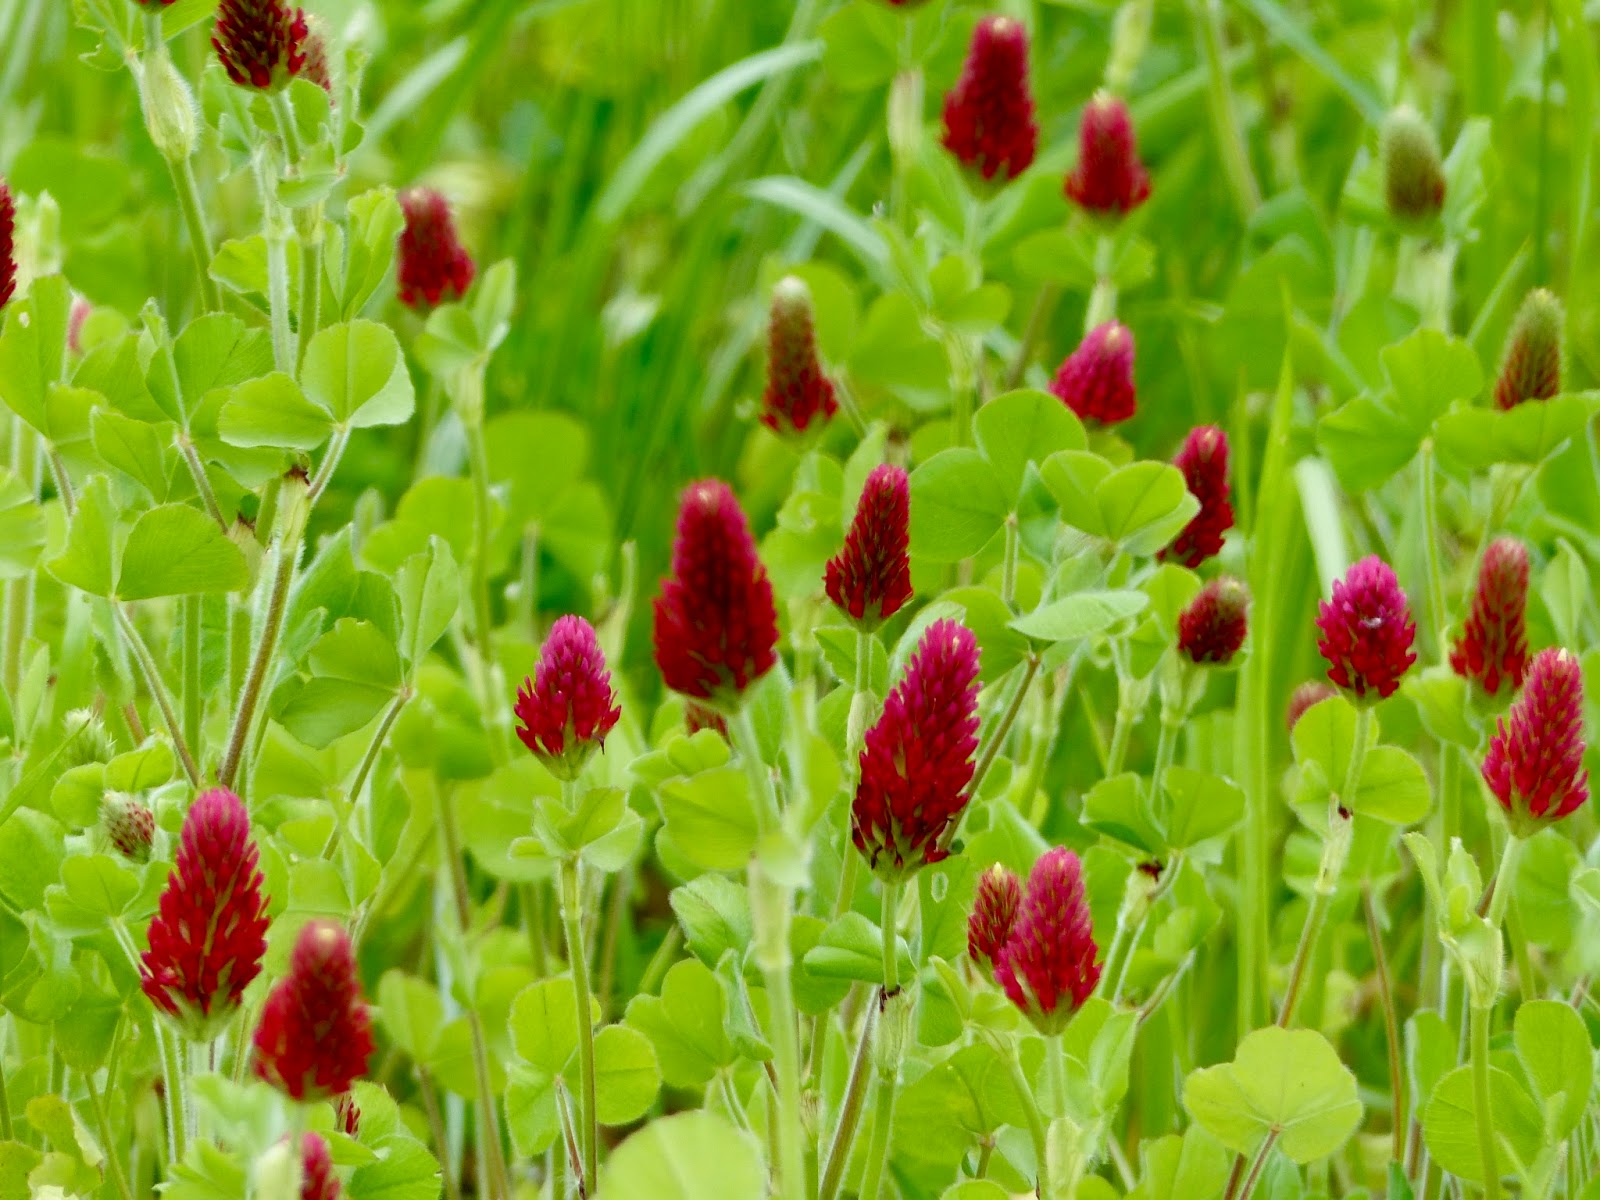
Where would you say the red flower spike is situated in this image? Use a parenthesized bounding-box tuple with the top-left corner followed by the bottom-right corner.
(1494, 289, 1564, 411)
(1449, 537, 1530, 697)
(851, 619, 981, 881)
(994, 847, 1102, 1034)
(0, 179, 15, 313)
(652, 479, 780, 707)
(1049, 321, 1136, 426)
(940, 16, 1038, 182)
(1315, 556, 1417, 701)
(253, 920, 375, 1102)
(396, 189, 475, 311)
(1178, 577, 1249, 666)
(1161, 426, 1234, 567)
(1483, 648, 1589, 835)
(140, 788, 270, 1041)
(299, 1133, 341, 1200)
(967, 863, 1021, 973)
(1064, 92, 1151, 217)
(212, 0, 309, 91)
(335, 1092, 360, 1138)
(825, 463, 912, 632)
(514, 615, 621, 781)
(1286, 681, 1336, 733)
(761, 277, 838, 436)
(102, 794, 155, 863)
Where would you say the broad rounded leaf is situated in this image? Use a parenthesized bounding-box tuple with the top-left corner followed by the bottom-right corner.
(300, 320, 416, 428)
(597, 1112, 764, 1200)
(590, 1024, 661, 1125)
(1422, 1064, 1544, 1183)
(218, 372, 335, 450)
(1009, 590, 1148, 644)
(909, 449, 1009, 563)
(117, 504, 249, 599)
(974, 389, 1086, 502)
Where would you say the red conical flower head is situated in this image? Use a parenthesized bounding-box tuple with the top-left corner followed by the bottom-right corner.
(1449, 537, 1530, 696)
(825, 463, 912, 631)
(102, 793, 155, 863)
(994, 847, 1102, 1034)
(212, 0, 309, 91)
(1161, 426, 1233, 567)
(253, 920, 375, 1101)
(1286, 681, 1336, 732)
(140, 788, 270, 1041)
(1315, 556, 1417, 701)
(967, 863, 1021, 973)
(1483, 647, 1589, 836)
(1494, 289, 1564, 411)
(396, 189, 475, 311)
(652, 480, 780, 707)
(1064, 92, 1151, 217)
(299, 1133, 341, 1200)
(940, 17, 1038, 182)
(1178, 577, 1249, 666)
(761, 277, 837, 436)
(0, 178, 15, 312)
(335, 1092, 360, 1138)
(852, 619, 981, 880)
(514, 615, 621, 780)
(1049, 321, 1136, 426)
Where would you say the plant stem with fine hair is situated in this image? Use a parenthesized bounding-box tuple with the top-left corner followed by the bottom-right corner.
(559, 836, 599, 1189)
(856, 880, 903, 1200)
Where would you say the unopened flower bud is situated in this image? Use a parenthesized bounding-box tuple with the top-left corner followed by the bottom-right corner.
(994, 848, 1101, 1034)
(1380, 106, 1445, 224)
(967, 864, 1022, 974)
(101, 793, 155, 863)
(1449, 537, 1529, 696)
(1177, 577, 1249, 666)
(825, 463, 912, 631)
(761, 277, 837, 436)
(1493, 289, 1563, 411)
(139, 46, 199, 163)
(1483, 647, 1589, 836)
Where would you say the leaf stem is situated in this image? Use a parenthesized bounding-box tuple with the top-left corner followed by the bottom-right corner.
(84, 1068, 135, 1200)
(560, 850, 600, 1191)
(182, 594, 202, 765)
(1002, 1040, 1050, 1197)
(1470, 1001, 1500, 1200)
(1363, 883, 1405, 1165)
(114, 605, 200, 787)
(1235, 1129, 1280, 1200)
(158, 1023, 188, 1166)
(168, 156, 223, 314)
(818, 993, 878, 1200)
(1190, 0, 1261, 221)
(463, 400, 510, 766)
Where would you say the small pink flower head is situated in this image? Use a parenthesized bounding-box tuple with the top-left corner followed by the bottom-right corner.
(1049, 321, 1136, 426)
(212, 0, 309, 91)
(761, 277, 837, 436)
(852, 620, 981, 881)
(514, 615, 621, 781)
(299, 1132, 341, 1200)
(1286, 681, 1336, 732)
(1315, 556, 1417, 702)
(396, 189, 475, 311)
(1449, 538, 1530, 697)
(253, 920, 375, 1102)
(652, 480, 780, 707)
(335, 1092, 360, 1137)
(140, 788, 270, 1041)
(940, 16, 1038, 182)
(102, 793, 155, 863)
(0, 178, 15, 312)
(1160, 426, 1233, 567)
(967, 863, 1021, 974)
(1379, 105, 1445, 224)
(1483, 648, 1589, 836)
(1064, 92, 1151, 217)
(1494, 289, 1564, 411)
(994, 847, 1102, 1034)
(825, 464, 912, 632)
(1178, 577, 1249, 666)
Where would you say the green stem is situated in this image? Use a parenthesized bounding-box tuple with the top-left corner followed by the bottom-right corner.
(264, 225, 294, 375)
(295, 214, 323, 372)
(938, 655, 1040, 853)
(1003, 1043, 1050, 1198)
(463, 405, 510, 767)
(218, 513, 303, 790)
(114, 605, 201, 787)
(1149, 709, 1180, 812)
(818, 998, 878, 1200)
(182, 595, 202, 765)
(1235, 1129, 1280, 1200)
(158, 1024, 188, 1166)
(1483, 836, 1524, 929)
(168, 157, 222, 313)
(1470, 1002, 1500, 1200)
(415, 1068, 463, 1200)
(3, 422, 38, 699)
(750, 860, 807, 1200)
(1363, 884, 1405, 1166)
(560, 852, 599, 1191)
(177, 437, 227, 529)
(1000, 515, 1019, 610)
(1085, 234, 1118, 332)
(857, 882, 905, 1200)
(1106, 700, 1136, 777)
(1190, 0, 1260, 221)
(847, 628, 873, 764)
(0, 1053, 10, 1140)
(83, 1071, 131, 1200)
(1005, 284, 1059, 390)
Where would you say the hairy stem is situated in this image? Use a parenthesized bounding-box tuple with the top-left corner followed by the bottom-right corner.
(1363, 884, 1405, 1165)
(114, 606, 200, 787)
(1471, 1001, 1500, 1200)
(818, 998, 878, 1200)
(560, 848, 600, 1190)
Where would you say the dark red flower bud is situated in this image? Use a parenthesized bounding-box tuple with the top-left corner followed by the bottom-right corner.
(335, 1092, 360, 1138)
(253, 920, 375, 1102)
(212, 0, 309, 91)
(514, 615, 622, 781)
(1064, 92, 1151, 217)
(299, 1132, 341, 1200)
(1049, 321, 1136, 426)
(761, 277, 837, 436)
(967, 863, 1021, 972)
(1286, 681, 1336, 732)
(852, 619, 980, 880)
(140, 788, 270, 1041)
(685, 701, 728, 740)
(652, 479, 780, 707)
(1379, 106, 1445, 224)
(300, 16, 333, 96)
(0, 178, 15, 312)
(940, 16, 1038, 182)
(825, 463, 912, 631)
(1178, 577, 1249, 666)
(396, 189, 475, 311)
(994, 847, 1102, 1034)
(1493, 289, 1564, 411)
(1160, 426, 1233, 567)
(1449, 538, 1530, 696)
(102, 793, 155, 863)
(1315, 556, 1417, 701)
(1483, 648, 1588, 835)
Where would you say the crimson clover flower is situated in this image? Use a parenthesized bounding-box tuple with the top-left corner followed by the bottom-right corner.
(397, 189, 475, 311)
(140, 788, 270, 1041)
(102, 794, 155, 863)
(1494, 289, 1564, 411)
(1064, 92, 1151, 217)
(825, 463, 912, 632)
(1483, 647, 1589, 836)
(940, 16, 1038, 182)
(1449, 537, 1530, 696)
(213, 0, 309, 91)
(1049, 321, 1136, 426)
(298, 1132, 341, 1200)
(1161, 426, 1233, 568)
(0, 178, 15, 313)
(253, 920, 375, 1102)
(966, 863, 1021, 974)
(994, 847, 1102, 1034)
(514, 614, 621, 780)
(852, 619, 980, 880)
(761, 276, 837, 436)
(1178, 577, 1249, 666)
(1315, 556, 1417, 701)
